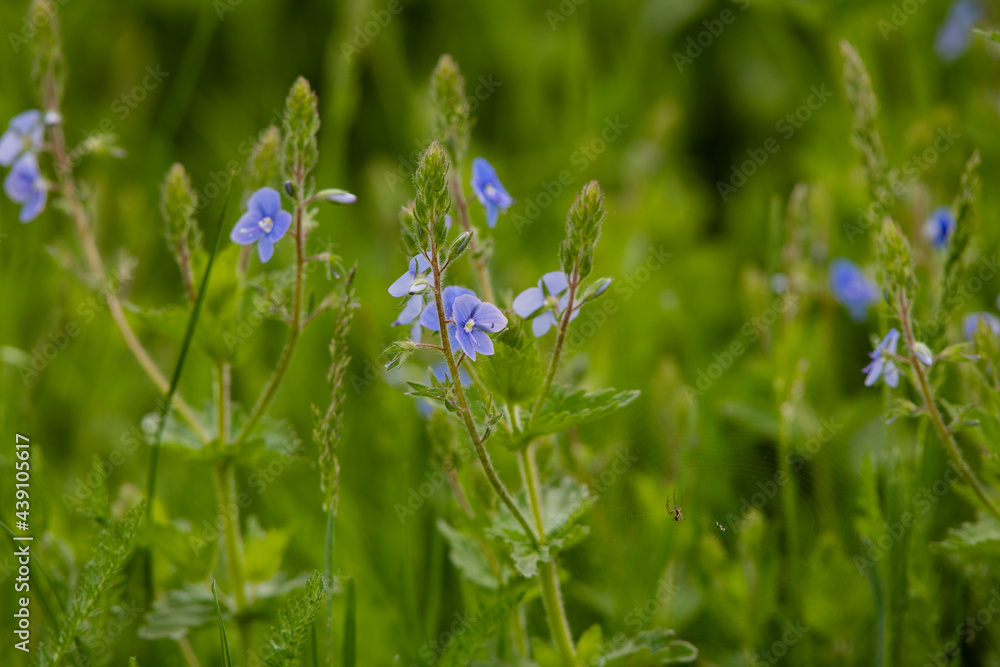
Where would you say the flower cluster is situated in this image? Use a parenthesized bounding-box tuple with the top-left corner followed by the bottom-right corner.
(1, 110, 48, 222)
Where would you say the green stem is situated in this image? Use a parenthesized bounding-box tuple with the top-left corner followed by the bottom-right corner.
(212, 462, 250, 656)
(324, 506, 335, 667)
(897, 288, 1000, 521)
(530, 273, 579, 424)
(234, 181, 307, 446)
(428, 240, 537, 545)
(520, 445, 576, 666)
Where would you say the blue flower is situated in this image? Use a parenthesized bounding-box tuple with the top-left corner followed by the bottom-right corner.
(448, 294, 508, 360)
(471, 157, 513, 228)
(923, 206, 955, 249)
(416, 285, 476, 346)
(0, 110, 44, 167)
(512, 271, 580, 336)
(4, 154, 47, 223)
(863, 328, 901, 388)
(935, 0, 982, 62)
(830, 258, 879, 321)
(230, 187, 292, 263)
(388, 254, 432, 333)
(962, 312, 1000, 340)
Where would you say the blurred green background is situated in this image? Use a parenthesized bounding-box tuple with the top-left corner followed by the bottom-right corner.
(3, 0, 1000, 665)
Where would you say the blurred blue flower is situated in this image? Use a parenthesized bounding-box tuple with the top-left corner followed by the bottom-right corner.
(923, 206, 955, 249)
(830, 258, 879, 321)
(935, 0, 982, 62)
(4, 154, 47, 222)
(512, 271, 579, 336)
(230, 187, 292, 263)
(0, 110, 44, 167)
(448, 294, 508, 360)
(471, 157, 513, 228)
(863, 328, 901, 388)
(962, 312, 1000, 340)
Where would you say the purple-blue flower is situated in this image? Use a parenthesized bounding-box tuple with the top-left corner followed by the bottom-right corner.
(0, 110, 44, 167)
(962, 312, 1000, 341)
(923, 206, 955, 249)
(863, 328, 901, 388)
(471, 157, 513, 228)
(830, 258, 879, 321)
(230, 187, 292, 263)
(512, 271, 580, 337)
(935, 0, 982, 62)
(448, 294, 508, 360)
(411, 285, 476, 346)
(4, 154, 47, 223)
(388, 254, 432, 329)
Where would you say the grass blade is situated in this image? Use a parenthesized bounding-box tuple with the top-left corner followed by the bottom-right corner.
(342, 577, 356, 667)
(212, 579, 234, 667)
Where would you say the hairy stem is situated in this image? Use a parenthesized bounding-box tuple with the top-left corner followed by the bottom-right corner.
(898, 288, 1000, 521)
(234, 183, 306, 445)
(449, 174, 495, 304)
(428, 241, 537, 544)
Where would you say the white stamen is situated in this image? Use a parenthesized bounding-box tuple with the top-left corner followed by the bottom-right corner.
(258, 216, 274, 233)
(464, 318, 476, 333)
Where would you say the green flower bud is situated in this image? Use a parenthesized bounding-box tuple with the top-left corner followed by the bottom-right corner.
(875, 217, 914, 301)
(412, 142, 452, 252)
(560, 180, 606, 280)
(160, 164, 201, 300)
(246, 126, 282, 193)
(431, 54, 471, 163)
(282, 77, 320, 181)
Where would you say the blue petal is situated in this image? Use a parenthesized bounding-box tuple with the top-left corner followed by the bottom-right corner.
(0, 131, 21, 167)
(469, 329, 495, 357)
(420, 300, 442, 331)
(963, 312, 1000, 340)
(230, 211, 264, 245)
(413, 254, 431, 273)
(484, 200, 499, 228)
(512, 286, 545, 318)
(541, 271, 569, 296)
(420, 286, 476, 331)
(470, 157, 498, 199)
(9, 110, 42, 137)
(388, 269, 416, 298)
(863, 358, 884, 387)
(453, 325, 478, 360)
(20, 180, 46, 222)
(393, 295, 424, 326)
(269, 209, 292, 241)
(451, 294, 479, 327)
(883, 361, 900, 388)
(257, 235, 275, 263)
(247, 187, 282, 218)
(471, 301, 507, 332)
(531, 312, 558, 337)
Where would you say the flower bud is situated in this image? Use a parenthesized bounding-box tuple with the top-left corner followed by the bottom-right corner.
(431, 54, 471, 162)
(246, 126, 282, 193)
(561, 180, 606, 280)
(412, 142, 452, 251)
(876, 217, 914, 300)
(282, 76, 320, 181)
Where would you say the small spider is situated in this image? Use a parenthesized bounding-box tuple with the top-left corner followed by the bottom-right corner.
(665, 490, 685, 521)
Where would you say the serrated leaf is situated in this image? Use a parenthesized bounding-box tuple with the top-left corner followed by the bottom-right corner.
(139, 583, 219, 640)
(931, 514, 1000, 557)
(437, 520, 502, 589)
(494, 385, 640, 450)
(597, 629, 698, 666)
(478, 322, 543, 405)
(489, 478, 593, 577)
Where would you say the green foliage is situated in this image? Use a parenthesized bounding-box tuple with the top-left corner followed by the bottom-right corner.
(140, 583, 218, 640)
(29, 0, 65, 108)
(560, 180, 606, 280)
(160, 163, 201, 292)
(594, 629, 698, 666)
(412, 142, 452, 251)
(342, 576, 357, 667)
(263, 571, 325, 667)
(39, 501, 145, 667)
(875, 217, 914, 303)
(431, 54, 471, 164)
(494, 385, 640, 450)
(247, 126, 283, 194)
(437, 519, 505, 589)
(477, 321, 543, 405)
(212, 580, 235, 667)
(936, 151, 982, 334)
(840, 40, 886, 199)
(436, 586, 526, 667)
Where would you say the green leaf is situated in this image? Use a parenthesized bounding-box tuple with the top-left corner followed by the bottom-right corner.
(494, 385, 640, 450)
(931, 514, 1000, 558)
(436, 587, 526, 667)
(212, 580, 235, 667)
(529, 637, 562, 667)
(263, 571, 325, 667)
(489, 478, 593, 577)
(597, 629, 698, 666)
(437, 520, 502, 589)
(139, 520, 216, 582)
(478, 321, 543, 405)
(576, 623, 605, 666)
(140, 582, 219, 640)
(244, 516, 293, 582)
